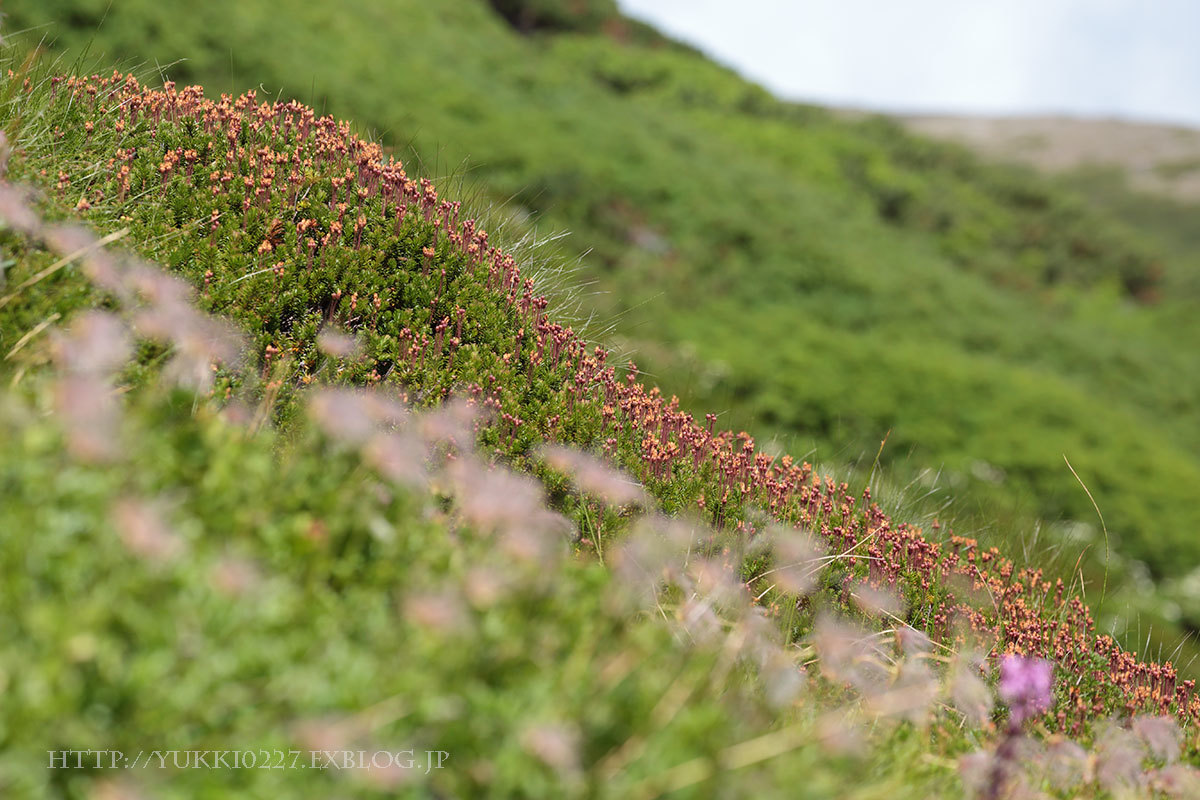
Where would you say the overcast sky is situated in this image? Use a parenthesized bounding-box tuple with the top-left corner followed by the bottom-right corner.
(616, 0, 1200, 127)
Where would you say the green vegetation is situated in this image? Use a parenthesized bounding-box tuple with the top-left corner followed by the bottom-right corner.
(3, 0, 1200, 795)
(1, 278, 910, 798)
(1060, 164, 1200, 292)
(3, 64, 1198, 799)
(8, 2, 1200, 630)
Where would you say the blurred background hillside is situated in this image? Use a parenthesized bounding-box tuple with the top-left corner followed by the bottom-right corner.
(6, 0, 1199, 668)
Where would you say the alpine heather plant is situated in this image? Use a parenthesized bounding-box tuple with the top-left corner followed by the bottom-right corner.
(0, 180, 838, 794)
(10, 83, 1200, 796)
(10, 70, 1200, 750)
(0, 160, 1086, 797)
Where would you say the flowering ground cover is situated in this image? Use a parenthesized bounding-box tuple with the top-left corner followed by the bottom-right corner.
(8, 0, 1200, 670)
(2, 56, 1200, 796)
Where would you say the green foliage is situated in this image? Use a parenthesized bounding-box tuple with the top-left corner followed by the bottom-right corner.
(0, 197, 983, 798)
(7, 0, 1200, 662)
(3, 3, 1200, 793)
(0, 378, 797, 799)
(0, 12, 1195, 796)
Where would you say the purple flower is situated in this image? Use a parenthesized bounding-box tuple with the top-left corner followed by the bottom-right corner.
(998, 655, 1053, 726)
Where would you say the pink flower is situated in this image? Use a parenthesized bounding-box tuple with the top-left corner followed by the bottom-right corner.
(998, 655, 1053, 725)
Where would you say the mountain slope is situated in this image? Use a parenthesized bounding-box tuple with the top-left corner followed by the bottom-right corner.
(8, 0, 1200, 670)
(3, 50, 1200, 797)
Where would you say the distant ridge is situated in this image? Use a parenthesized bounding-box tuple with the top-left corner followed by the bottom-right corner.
(899, 114, 1200, 202)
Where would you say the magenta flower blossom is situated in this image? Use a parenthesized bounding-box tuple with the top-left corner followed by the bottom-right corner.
(998, 655, 1053, 725)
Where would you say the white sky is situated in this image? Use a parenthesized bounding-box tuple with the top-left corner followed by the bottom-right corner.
(617, 0, 1200, 126)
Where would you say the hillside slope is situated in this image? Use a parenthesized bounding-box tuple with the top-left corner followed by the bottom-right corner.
(3, 63, 1200, 798)
(7, 0, 1200, 664)
(899, 113, 1200, 326)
